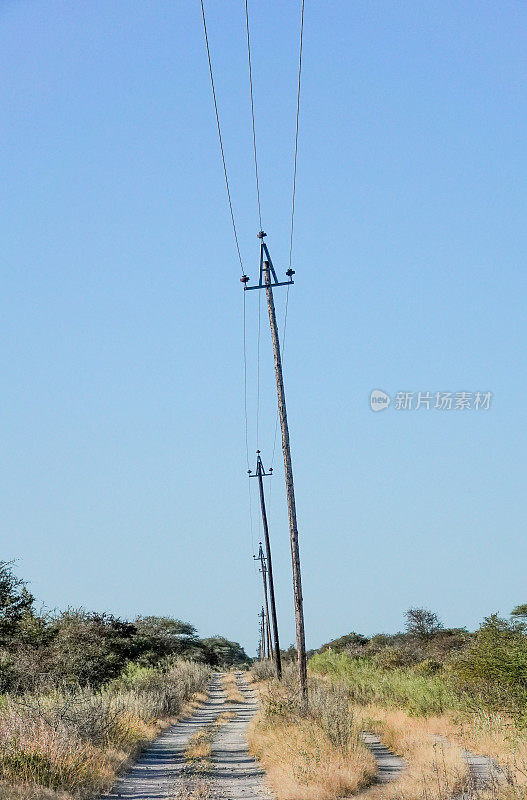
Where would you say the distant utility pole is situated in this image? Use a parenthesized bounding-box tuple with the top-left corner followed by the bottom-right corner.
(249, 452, 282, 678)
(242, 231, 307, 704)
(254, 542, 273, 661)
(259, 607, 266, 659)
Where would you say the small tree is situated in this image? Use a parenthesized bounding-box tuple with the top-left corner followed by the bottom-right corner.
(0, 562, 34, 643)
(405, 607, 443, 641)
(452, 613, 527, 706)
(511, 604, 527, 621)
(47, 609, 138, 687)
(133, 616, 199, 664)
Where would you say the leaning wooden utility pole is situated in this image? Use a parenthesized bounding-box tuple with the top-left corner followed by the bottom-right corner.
(242, 230, 308, 704)
(249, 453, 282, 678)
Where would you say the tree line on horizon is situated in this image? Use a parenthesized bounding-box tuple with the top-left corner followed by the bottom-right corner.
(0, 561, 250, 694)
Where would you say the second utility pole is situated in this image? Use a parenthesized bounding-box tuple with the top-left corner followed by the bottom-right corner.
(250, 452, 282, 678)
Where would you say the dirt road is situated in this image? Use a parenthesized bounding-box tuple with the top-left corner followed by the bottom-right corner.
(102, 672, 272, 800)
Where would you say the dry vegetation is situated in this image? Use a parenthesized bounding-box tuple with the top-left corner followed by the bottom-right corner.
(173, 784, 212, 800)
(221, 672, 246, 703)
(248, 665, 376, 800)
(185, 731, 214, 765)
(184, 710, 234, 770)
(311, 647, 527, 800)
(353, 703, 470, 800)
(0, 660, 211, 800)
(0, 561, 252, 800)
(252, 640, 527, 800)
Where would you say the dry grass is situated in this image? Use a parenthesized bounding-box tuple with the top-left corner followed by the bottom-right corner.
(434, 710, 527, 797)
(0, 785, 73, 800)
(172, 782, 212, 800)
(221, 672, 246, 704)
(0, 660, 211, 800)
(184, 711, 234, 774)
(185, 731, 213, 763)
(355, 702, 527, 799)
(354, 703, 470, 800)
(249, 712, 376, 800)
(251, 660, 276, 682)
(312, 652, 527, 799)
(248, 672, 376, 800)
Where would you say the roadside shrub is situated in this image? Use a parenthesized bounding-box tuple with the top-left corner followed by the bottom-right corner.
(251, 660, 276, 681)
(0, 702, 112, 792)
(308, 679, 356, 750)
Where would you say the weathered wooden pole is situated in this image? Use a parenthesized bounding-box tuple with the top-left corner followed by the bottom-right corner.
(262, 258, 308, 704)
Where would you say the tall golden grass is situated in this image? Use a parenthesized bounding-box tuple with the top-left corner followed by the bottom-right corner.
(354, 703, 470, 800)
(221, 672, 245, 703)
(0, 660, 211, 800)
(248, 667, 376, 800)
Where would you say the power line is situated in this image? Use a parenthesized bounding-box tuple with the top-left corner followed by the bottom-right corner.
(244, 0, 262, 230)
(202, 1, 260, 568)
(288, 0, 305, 270)
(200, 0, 244, 274)
(245, 0, 263, 454)
(243, 292, 250, 470)
(271, 0, 303, 467)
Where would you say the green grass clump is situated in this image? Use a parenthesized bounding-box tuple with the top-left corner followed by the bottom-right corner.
(309, 650, 458, 716)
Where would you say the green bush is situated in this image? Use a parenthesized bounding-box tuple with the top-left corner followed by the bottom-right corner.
(413, 658, 442, 677)
(309, 650, 458, 716)
(451, 614, 527, 709)
(374, 646, 416, 670)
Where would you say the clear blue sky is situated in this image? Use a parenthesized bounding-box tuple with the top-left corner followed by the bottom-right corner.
(1, 1, 526, 655)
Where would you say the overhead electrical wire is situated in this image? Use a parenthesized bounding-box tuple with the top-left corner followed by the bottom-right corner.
(200, 1, 253, 480)
(244, 0, 264, 453)
(201, 0, 306, 520)
(288, 0, 305, 271)
(200, 0, 244, 275)
(244, 0, 263, 231)
(271, 0, 305, 468)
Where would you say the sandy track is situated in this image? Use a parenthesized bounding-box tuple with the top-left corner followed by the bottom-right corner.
(101, 672, 272, 800)
(102, 674, 224, 799)
(360, 732, 406, 783)
(210, 674, 272, 799)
